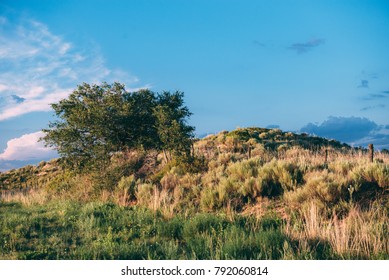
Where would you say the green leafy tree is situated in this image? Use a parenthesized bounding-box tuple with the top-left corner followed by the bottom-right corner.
(154, 91, 195, 162)
(42, 82, 194, 171)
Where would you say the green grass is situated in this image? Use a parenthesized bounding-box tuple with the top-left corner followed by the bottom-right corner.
(0, 200, 341, 260)
(2, 199, 385, 260)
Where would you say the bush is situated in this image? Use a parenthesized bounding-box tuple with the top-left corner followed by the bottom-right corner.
(177, 155, 209, 174)
(227, 158, 261, 181)
(200, 159, 305, 211)
(284, 170, 348, 207)
(351, 163, 389, 190)
(328, 160, 357, 176)
(254, 160, 303, 198)
(44, 171, 75, 194)
(350, 163, 389, 204)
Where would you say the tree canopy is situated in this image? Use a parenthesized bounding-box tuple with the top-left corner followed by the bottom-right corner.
(42, 82, 194, 171)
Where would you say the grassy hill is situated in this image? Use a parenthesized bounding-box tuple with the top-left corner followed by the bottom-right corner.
(0, 127, 353, 190)
(0, 127, 388, 259)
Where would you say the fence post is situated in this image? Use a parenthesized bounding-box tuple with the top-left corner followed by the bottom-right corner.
(368, 143, 374, 163)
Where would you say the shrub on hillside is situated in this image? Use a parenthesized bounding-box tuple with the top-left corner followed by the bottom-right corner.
(257, 160, 303, 196)
(349, 163, 389, 203)
(177, 155, 209, 174)
(351, 163, 388, 190)
(45, 171, 76, 194)
(227, 158, 261, 181)
(200, 159, 304, 211)
(284, 162, 388, 214)
(328, 161, 358, 176)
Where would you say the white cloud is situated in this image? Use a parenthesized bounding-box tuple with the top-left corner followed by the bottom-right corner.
(0, 89, 70, 119)
(0, 15, 144, 121)
(0, 131, 57, 161)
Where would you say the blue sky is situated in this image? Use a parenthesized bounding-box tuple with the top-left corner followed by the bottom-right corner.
(1, 0, 389, 170)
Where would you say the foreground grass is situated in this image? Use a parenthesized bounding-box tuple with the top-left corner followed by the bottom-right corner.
(0, 200, 286, 260)
(1, 199, 387, 260)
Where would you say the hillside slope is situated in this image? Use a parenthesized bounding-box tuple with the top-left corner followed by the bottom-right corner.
(0, 127, 388, 260)
(0, 127, 384, 192)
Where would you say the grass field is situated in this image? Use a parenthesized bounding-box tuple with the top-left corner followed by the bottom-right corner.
(1, 128, 388, 259)
(1, 199, 387, 260)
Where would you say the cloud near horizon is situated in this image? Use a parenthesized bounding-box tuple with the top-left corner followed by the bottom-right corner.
(0, 15, 144, 121)
(0, 131, 57, 162)
(300, 116, 389, 149)
(288, 38, 325, 54)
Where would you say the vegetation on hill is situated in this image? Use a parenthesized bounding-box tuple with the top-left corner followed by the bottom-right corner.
(42, 82, 194, 172)
(0, 83, 388, 260)
(1, 127, 388, 260)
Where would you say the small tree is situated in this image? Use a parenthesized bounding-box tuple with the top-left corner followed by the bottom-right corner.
(42, 82, 129, 170)
(42, 82, 194, 171)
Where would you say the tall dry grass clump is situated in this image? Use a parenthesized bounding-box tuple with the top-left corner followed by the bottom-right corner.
(0, 188, 50, 206)
(285, 201, 388, 258)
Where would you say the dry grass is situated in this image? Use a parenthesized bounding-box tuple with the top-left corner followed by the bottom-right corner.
(285, 201, 388, 258)
(0, 188, 50, 206)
